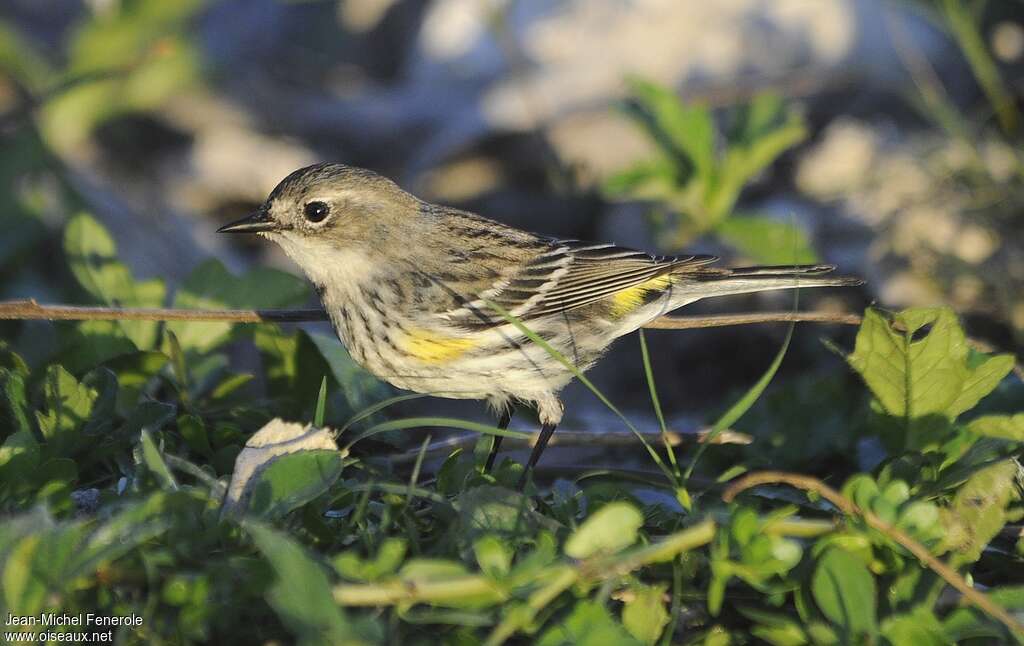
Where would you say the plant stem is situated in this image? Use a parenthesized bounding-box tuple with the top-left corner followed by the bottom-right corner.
(644, 311, 862, 329)
(941, 0, 1019, 135)
(6, 300, 1018, 379)
(0, 298, 857, 328)
(723, 470, 1024, 637)
(484, 566, 579, 646)
(331, 516, 840, 644)
(590, 520, 717, 578)
(334, 575, 504, 606)
(0, 299, 327, 322)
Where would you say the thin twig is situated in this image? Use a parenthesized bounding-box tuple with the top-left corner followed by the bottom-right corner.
(643, 311, 863, 329)
(3, 300, 1019, 379)
(0, 298, 854, 328)
(722, 471, 1024, 637)
(0, 299, 328, 322)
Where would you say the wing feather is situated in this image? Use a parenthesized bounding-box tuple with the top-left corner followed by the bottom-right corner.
(440, 240, 717, 326)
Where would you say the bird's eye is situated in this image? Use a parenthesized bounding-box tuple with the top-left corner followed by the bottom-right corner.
(303, 201, 330, 223)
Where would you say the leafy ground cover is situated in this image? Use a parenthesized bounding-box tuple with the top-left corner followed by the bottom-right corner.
(1, 214, 1023, 645)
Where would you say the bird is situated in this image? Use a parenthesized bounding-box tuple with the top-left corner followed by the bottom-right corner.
(218, 162, 861, 481)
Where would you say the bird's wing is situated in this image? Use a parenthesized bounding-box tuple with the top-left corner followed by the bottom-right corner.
(439, 240, 717, 327)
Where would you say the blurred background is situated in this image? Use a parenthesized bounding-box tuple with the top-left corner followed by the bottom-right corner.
(1, 0, 1022, 462)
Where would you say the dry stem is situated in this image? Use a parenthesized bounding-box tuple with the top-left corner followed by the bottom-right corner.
(0, 298, 857, 328)
(2, 299, 1019, 379)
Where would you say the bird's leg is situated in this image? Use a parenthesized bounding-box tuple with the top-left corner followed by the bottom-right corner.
(484, 408, 512, 472)
(519, 423, 557, 486)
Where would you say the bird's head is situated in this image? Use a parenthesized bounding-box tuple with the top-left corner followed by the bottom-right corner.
(218, 162, 420, 264)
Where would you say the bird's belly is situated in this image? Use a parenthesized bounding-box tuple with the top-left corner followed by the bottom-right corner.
(341, 326, 593, 401)
(362, 347, 579, 401)
(324, 296, 607, 401)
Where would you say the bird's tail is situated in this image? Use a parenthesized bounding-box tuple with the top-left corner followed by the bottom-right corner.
(672, 263, 863, 301)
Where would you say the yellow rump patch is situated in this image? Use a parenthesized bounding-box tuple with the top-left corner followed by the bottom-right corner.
(399, 328, 477, 364)
(609, 275, 674, 317)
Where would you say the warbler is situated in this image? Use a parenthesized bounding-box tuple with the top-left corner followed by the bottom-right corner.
(219, 162, 861, 477)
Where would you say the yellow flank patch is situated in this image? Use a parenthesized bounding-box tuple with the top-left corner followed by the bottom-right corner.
(609, 275, 674, 317)
(399, 328, 477, 363)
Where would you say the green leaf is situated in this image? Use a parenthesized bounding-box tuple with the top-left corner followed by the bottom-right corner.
(34, 482, 74, 515)
(2, 494, 178, 617)
(880, 608, 950, 646)
(140, 429, 178, 491)
(850, 308, 949, 418)
(715, 215, 817, 265)
(965, 414, 1024, 441)
(729, 93, 786, 144)
(333, 538, 407, 582)
(622, 584, 670, 645)
(457, 485, 547, 541)
(1, 368, 33, 439)
(941, 460, 1019, 567)
(248, 450, 343, 519)
(710, 107, 806, 221)
(314, 376, 328, 427)
(167, 259, 309, 352)
(942, 585, 1024, 641)
(603, 158, 680, 202)
(64, 213, 166, 349)
(103, 350, 169, 394)
(811, 548, 877, 638)
(39, 0, 204, 150)
(79, 368, 118, 437)
(122, 401, 176, 438)
(246, 521, 366, 646)
(564, 502, 643, 559)
(399, 559, 470, 581)
(737, 607, 809, 646)
(35, 365, 97, 456)
(0, 342, 29, 376)
(3, 520, 99, 616)
(66, 491, 181, 579)
(209, 372, 254, 401)
(178, 413, 212, 457)
(950, 350, 1016, 419)
(2, 533, 46, 615)
(473, 535, 512, 578)
(538, 600, 643, 646)
(366, 538, 408, 579)
(847, 307, 1014, 446)
(0, 431, 39, 479)
(626, 77, 715, 182)
(394, 559, 505, 609)
(57, 320, 139, 373)
(255, 326, 335, 421)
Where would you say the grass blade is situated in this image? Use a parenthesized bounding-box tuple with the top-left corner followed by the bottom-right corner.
(314, 375, 327, 427)
(339, 392, 430, 434)
(408, 435, 431, 504)
(343, 416, 531, 451)
(640, 329, 680, 480)
(683, 321, 794, 483)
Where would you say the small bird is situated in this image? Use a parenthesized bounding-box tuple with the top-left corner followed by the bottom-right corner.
(219, 163, 861, 479)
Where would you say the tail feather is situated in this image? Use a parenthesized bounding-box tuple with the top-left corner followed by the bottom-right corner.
(669, 263, 863, 301)
(719, 263, 837, 277)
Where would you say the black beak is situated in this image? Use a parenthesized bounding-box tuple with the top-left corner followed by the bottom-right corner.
(217, 208, 277, 233)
